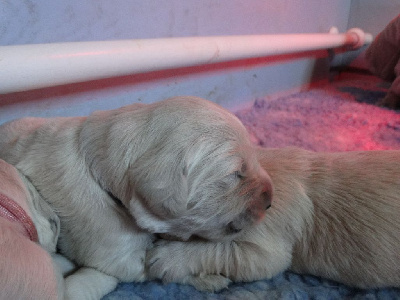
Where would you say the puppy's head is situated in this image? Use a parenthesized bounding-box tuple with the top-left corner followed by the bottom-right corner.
(123, 96, 272, 241)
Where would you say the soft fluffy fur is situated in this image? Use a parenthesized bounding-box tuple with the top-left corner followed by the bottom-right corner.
(0, 96, 272, 299)
(147, 147, 400, 291)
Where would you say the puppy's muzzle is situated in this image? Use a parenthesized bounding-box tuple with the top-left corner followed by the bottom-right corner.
(249, 179, 273, 223)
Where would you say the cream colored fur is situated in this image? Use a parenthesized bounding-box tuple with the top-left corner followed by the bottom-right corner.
(147, 147, 400, 291)
(0, 96, 272, 299)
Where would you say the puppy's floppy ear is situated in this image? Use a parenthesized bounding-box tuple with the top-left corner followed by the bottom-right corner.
(160, 164, 189, 216)
(129, 149, 190, 219)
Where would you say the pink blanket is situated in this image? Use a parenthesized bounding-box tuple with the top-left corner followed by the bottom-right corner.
(0, 192, 38, 242)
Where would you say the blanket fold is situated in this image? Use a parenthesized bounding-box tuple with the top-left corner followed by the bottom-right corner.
(0, 192, 38, 242)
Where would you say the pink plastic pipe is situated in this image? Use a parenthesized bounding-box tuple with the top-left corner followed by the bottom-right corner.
(0, 28, 372, 93)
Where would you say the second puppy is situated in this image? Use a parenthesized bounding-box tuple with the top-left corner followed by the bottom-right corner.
(148, 147, 400, 291)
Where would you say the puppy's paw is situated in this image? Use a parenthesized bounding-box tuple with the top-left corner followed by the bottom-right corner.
(65, 268, 118, 300)
(147, 240, 191, 282)
(184, 274, 231, 292)
(146, 240, 231, 292)
(106, 248, 147, 282)
(125, 249, 147, 282)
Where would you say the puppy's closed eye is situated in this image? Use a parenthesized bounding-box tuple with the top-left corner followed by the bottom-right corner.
(234, 171, 245, 180)
(226, 221, 243, 234)
(233, 163, 247, 180)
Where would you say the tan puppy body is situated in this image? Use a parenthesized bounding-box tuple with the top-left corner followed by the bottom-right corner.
(147, 147, 400, 291)
(0, 96, 272, 298)
(289, 148, 400, 287)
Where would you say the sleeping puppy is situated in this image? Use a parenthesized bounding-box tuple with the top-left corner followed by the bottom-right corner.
(0, 159, 63, 299)
(147, 147, 400, 291)
(0, 96, 272, 299)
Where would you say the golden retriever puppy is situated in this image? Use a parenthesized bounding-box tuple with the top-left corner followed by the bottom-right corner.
(0, 96, 272, 299)
(147, 147, 400, 291)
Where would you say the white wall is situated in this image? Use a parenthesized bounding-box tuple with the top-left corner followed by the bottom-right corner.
(0, 0, 351, 123)
(348, 0, 400, 36)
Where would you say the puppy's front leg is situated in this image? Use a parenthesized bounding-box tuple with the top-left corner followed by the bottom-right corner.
(147, 234, 292, 292)
(65, 267, 118, 300)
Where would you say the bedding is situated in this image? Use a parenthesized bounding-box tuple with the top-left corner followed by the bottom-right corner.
(104, 72, 400, 299)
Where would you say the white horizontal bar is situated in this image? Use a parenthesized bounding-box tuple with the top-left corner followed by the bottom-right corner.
(0, 28, 372, 94)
